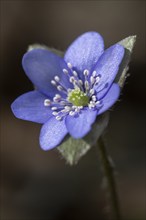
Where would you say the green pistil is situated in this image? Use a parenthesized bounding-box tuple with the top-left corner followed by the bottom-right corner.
(68, 88, 89, 106)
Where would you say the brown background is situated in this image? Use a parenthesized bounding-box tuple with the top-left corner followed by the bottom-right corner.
(1, 1, 146, 220)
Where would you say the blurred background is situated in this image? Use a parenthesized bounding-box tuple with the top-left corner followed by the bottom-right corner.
(1, 1, 146, 220)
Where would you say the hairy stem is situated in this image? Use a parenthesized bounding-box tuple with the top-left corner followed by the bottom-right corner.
(98, 136, 121, 220)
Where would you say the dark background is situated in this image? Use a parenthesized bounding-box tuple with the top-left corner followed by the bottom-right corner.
(1, 1, 146, 220)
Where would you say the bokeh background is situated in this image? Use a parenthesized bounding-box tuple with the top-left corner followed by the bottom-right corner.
(1, 1, 146, 220)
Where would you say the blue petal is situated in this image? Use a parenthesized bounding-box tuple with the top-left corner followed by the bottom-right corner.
(97, 83, 120, 115)
(22, 49, 72, 98)
(11, 91, 52, 123)
(94, 44, 124, 99)
(64, 32, 104, 80)
(40, 117, 68, 150)
(65, 108, 97, 139)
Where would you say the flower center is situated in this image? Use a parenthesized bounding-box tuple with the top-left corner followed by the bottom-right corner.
(68, 88, 89, 106)
(44, 64, 104, 121)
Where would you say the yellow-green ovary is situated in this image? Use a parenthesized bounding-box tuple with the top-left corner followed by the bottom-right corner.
(68, 88, 89, 106)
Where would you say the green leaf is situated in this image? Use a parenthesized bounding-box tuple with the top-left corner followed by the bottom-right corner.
(57, 113, 109, 165)
(116, 35, 136, 87)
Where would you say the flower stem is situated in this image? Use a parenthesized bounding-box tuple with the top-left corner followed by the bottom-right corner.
(97, 136, 121, 220)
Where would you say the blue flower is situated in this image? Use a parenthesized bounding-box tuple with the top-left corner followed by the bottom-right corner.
(11, 32, 125, 150)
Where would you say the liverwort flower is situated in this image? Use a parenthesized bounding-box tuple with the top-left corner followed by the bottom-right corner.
(11, 32, 125, 150)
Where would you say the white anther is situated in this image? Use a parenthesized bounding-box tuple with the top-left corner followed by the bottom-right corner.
(92, 95, 97, 102)
(83, 69, 89, 76)
(52, 111, 58, 116)
(63, 68, 68, 74)
(56, 116, 62, 120)
(57, 85, 63, 91)
(44, 99, 51, 106)
(78, 79, 83, 86)
(51, 80, 57, 86)
(92, 70, 97, 77)
(75, 107, 80, 113)
(61, 108, 69, 113)
(89, 105, 94, 109)
(90, 76, 95, 85)
(67, 88, 72, 93)
(53, 94, 61, 102)
(96, 101, 100, 105)
(69, 111, 75, 116)
(60, 101, 66, 105)
(67, 62, 72, 69)
(69, 76, 75, 83)
(89, 88, 94, 96)
(73, 71, 78, 77)
(54, 76, 60, 82)
(65, 106, 71, 111)
(61, 109, 67, 113)
(55, 94, 61, 99)
(51, 106, 58, 110)
(88, 101, 96, 109)
(53, 97, 59, 102)
(85, 80, 89, 90)
(95, 76, 100, 83)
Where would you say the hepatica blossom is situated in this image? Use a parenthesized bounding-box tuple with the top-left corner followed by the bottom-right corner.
(11, 32, 125, 150)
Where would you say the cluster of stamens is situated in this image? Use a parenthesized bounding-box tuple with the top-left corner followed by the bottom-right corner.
(44, 62, 104, 120)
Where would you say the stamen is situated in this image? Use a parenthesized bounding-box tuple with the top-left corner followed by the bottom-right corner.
(60, 101, 67, 105)
(52, 111, 58, 116)
(67, 88, 72, 93)
(56, 116, 62, 120)
(69, 111, 75, 116)
(51, 106, 58, 110)
(63, 68, 68, 74)
(53, 94, 61, 102)
(69, 76, 75, 83)
(44, 99, 51, 106)
(83, 69, 89, 76)
(67, 62, 72, 69)
(61, 109, 68, 113)
(92, 95, 97, 102)
(69, 76, 80, 89)
(90, 76, 95, 85)
(95, 76, 100, 84)
(88, 101, 96, 109)
(55, 94, 61, 99)
(89, 88, 94, 96)
(78, 80, 83, 86)
(75, 107, 80, 113)
(73, 70, 78, 77)
(54, 76, 60, 82)
(96, 101, 100, 105)
(51, 80, 57, 86)
(51, 75, 68, 93)
(65, 106, 71, 111)
(92, 70, 97, 77)
(57, 85, 64, 91)
(84, 80, 89, 91)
